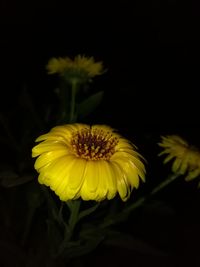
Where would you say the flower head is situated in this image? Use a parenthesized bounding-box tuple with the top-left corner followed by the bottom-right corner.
(46, 55, 104, 84)
(32, 124, 145, 202)
(158, 135, 200, 182)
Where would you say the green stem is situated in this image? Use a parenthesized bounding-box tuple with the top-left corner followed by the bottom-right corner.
(58, 83, 70, 124)
(0, 112, 20, 152)
(58, 202, 64, 223)
(67, 200, 81, 235)
(21, 208, 35, 245)
(57, 200, 81, 256)
(69, 80, 77, 123)
(101, 173, 180, 228)
(149, 173, 179, 195)
(124, 173, 179, 214)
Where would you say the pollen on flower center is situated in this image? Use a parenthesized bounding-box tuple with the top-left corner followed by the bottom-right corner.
(71, 128, 119, 160)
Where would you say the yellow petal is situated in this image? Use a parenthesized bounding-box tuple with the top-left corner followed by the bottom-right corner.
(80, 164, 99, 200)
(115, 139, 134, 150)
(92, 161, 109, 201)
(110, 162, 130, 201)
(83, 161, 100, 193)
(172, 158, 182, 172)
(112, 152, 145, 173)
(44, 155, 76, 188)
(163, 154, 175, 164)
(117, 148, 144, 161)
(38, 171, 51, 185)
(36, 133, 64, 142)
(101, 161, 117, 200)
(185, 168, 200, 181)
(80, 161, 107, 201)
(32, 142, 68, 157)
(60, 158, 87, 200)
(112, 157, 140, 188)
(112, 153, 145, 182)
(179, 157, 188, 175)
(34, 150, 70, 170)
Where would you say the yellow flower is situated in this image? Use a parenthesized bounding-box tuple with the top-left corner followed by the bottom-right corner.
(46, 55, 104, 83)
(32, 124, 145, 202)
(158, 135, 200, 182)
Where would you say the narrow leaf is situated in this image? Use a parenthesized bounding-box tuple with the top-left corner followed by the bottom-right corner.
(77, 91, 104, 118)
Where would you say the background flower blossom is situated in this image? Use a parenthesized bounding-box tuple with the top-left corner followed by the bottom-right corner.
(32, 124, 145, 202)
(46, 55, 104, 83)
(158, 135, 200, 183)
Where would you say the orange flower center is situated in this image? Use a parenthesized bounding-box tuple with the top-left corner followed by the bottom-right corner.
(71, 128, 118, 160)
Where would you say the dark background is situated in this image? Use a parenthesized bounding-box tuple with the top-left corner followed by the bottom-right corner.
(1, 0, 200, 132)
(0, 1, 200, 267)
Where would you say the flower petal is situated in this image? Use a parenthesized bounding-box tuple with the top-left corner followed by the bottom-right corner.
(112, 153, 145, 183)
(34, 150, 70, 170)
(32, 142, 68, 157)
(32, 123, 145, 201)
(112, 152, 145, 174)
(80, 161, 101, 200)
(59, 158, 87, 200)
(172, 158, 182, 173)
(101, 161, 117, 200)
(43, 155, 76, 189)
(110, 162, 130, 201)
(185, 168, 200, 181)
(112, 157, 141, 188)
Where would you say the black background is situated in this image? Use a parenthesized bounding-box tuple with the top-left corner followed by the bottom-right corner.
(1, 0, 200, 133)
(0, 1, 200, 266)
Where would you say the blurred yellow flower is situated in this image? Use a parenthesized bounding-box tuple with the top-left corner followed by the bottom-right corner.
(32, 124, 145, 202)
(46, 55, 104, 83)
(158, 135, 200, 182)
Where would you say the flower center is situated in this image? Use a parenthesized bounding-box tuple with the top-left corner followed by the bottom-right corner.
(71, 128, 118, 160)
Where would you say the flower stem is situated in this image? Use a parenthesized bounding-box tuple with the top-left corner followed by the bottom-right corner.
(69, 80, 77, 123)
(67, 200, 81, 236)
(124, 173, 179, 214)
(149, 173, 179, 196)
(58, 82, 70, 124)
(57, 200, 81, 256)
(101, 173, 180, 228)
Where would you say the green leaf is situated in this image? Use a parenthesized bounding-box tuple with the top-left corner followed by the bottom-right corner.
(41, 186, 60, 223)
(78, 202, 100, 222)
(19, 85, 44, 129)
(0, 171, 33, 187)
(22, 184, 44, 244)
(61, 231, 105, 259)
(47, 219, 63, 256)
(106, 230, 167, 257)
(77, 91, 104, 118)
